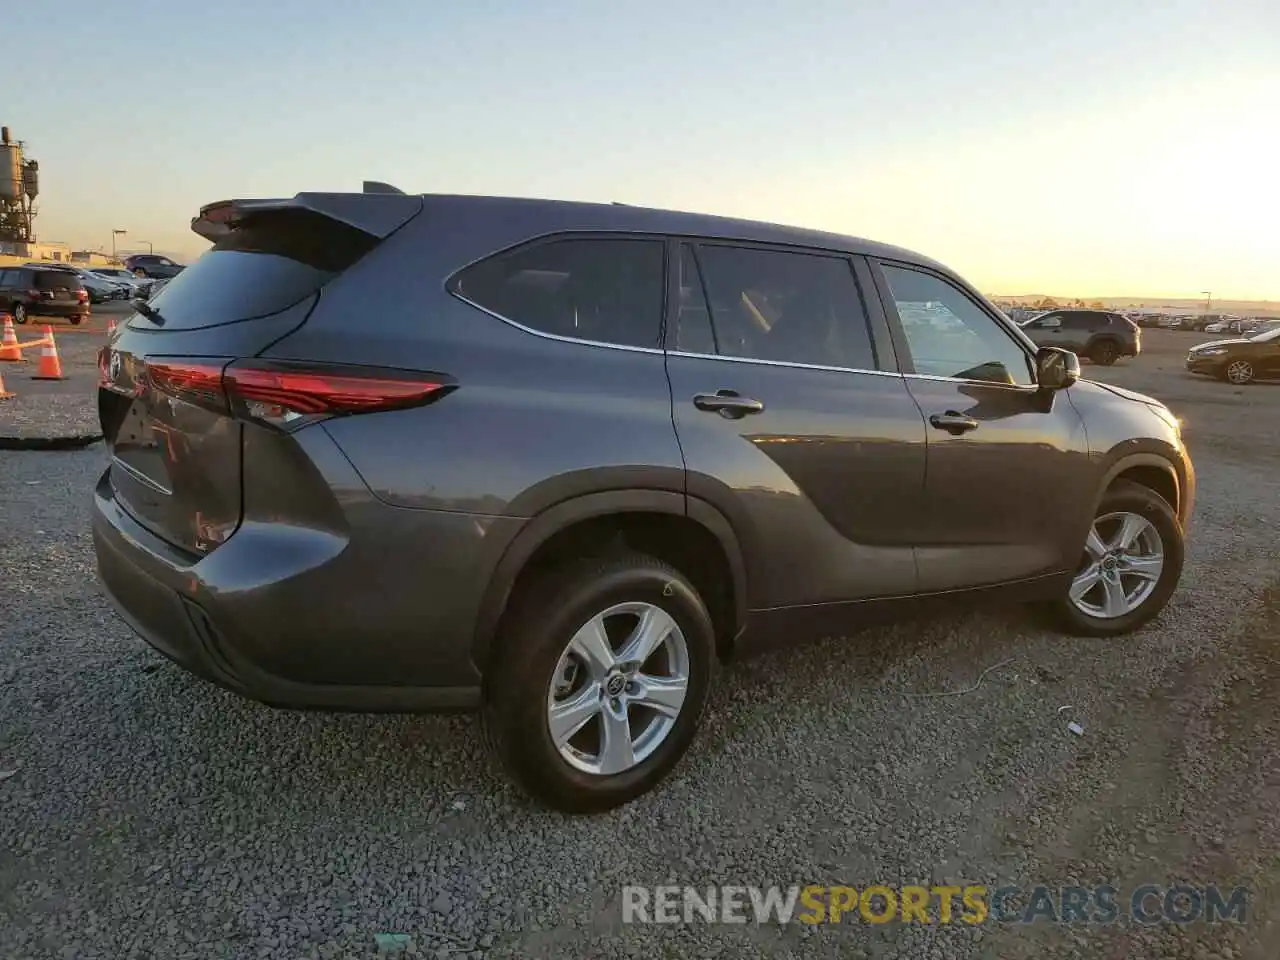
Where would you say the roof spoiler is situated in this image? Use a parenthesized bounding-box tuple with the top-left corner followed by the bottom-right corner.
(191, 187, 422, 242)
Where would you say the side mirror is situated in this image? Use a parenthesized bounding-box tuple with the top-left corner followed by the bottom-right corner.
(1036, 347, 1079, 391)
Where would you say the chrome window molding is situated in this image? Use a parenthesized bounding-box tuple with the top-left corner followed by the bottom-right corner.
(453, 291, 1044, 392)
(449, 292, 667, 357)
(666, 348, 899, 378)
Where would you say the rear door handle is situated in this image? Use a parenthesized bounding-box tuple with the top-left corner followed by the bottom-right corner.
(929, 411, 979, 435)
(693, 391, 765, 419)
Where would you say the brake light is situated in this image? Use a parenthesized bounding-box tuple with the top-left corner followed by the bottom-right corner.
(77, 289, 89, 303)
(146, 360, 228, 410)
(139, 358, 450, 430)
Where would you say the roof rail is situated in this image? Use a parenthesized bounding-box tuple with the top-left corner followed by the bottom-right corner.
(364, 181, 406, 195)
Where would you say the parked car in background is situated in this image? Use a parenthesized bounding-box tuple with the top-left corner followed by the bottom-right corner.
(93, 188, 1193, 812)
(0, 265, 90, 324)
(21, 263, 127, 303)
(1186, 325, 1280, 384)
(91, 267, 153, 298)
(124, 254, 186, 279)
(1019, 308, 1141, 365)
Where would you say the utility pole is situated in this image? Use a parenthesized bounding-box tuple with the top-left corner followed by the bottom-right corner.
(112, 228, 126, 259)
(1202, 290, 1212, 315)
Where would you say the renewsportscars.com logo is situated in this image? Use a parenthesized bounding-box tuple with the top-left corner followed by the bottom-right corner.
(622, 884, 1249, 926)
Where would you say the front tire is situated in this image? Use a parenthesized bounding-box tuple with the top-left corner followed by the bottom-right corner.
(484, 553, 715, 813)
(12, 303, 27, 325)
(1223, 360, 1254, 385)
(1048, 480, 1184, 637)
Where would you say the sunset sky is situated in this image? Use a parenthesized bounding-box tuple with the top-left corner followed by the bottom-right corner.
(9, 0, 1278, 299)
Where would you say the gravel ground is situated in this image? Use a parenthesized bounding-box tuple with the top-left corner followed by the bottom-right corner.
(1, 328, 1277, 958)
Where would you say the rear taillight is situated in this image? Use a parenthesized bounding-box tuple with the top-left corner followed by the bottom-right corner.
(77, 289, 89, 303)
(146, 360, 229, 409)
(140, 358, 451, 430)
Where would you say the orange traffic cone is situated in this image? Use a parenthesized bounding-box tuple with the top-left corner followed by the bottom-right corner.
(0, 315, 22, 362)
(0, 369, 13, 399)
(32, 327, 67, 381)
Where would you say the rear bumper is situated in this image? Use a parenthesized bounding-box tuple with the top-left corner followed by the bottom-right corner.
(92, 465, 517, 712)
(27, 301, 87, 318)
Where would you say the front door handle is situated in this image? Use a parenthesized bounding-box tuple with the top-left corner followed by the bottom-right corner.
(929, 411, 979, 435)
(693, 390, 765, 419)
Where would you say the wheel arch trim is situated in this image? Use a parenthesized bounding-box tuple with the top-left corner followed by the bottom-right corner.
(1096, 451, 1186, 522)
(470, 489, 748, 671)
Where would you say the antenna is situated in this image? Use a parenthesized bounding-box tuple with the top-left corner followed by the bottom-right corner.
(363, 181, 406, 195)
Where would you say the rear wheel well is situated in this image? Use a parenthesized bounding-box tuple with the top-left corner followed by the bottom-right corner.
(495, 512, 738, 662)
(1111, 465, 1178, 514)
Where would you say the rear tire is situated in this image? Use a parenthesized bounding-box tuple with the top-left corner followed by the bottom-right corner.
(1091, 340, 1119, 365)
(69, 316, 83, 326)
(1046, 480, 1183, 637)
(484, 553, 715, 813)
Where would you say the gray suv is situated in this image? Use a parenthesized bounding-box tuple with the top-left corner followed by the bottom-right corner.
(1019, 309, 1142, 365)
(93, 188, 1194, 812)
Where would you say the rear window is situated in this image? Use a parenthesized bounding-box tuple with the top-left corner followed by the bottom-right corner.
(131, 208, 378, 331)
(34, 271, 84, 290)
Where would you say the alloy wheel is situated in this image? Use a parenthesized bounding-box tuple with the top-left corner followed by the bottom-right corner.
(1226, 360, 1254, 385)
(546, 601, 690, 776)
(13, 304, 26, 324)
(1070, 511, 1165, 619)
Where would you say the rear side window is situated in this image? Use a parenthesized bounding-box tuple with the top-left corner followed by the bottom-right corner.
(133, 209, 378, 331)
(35, 271, 83, 290)
(452, 237, 666, 349)
(687, 244, 878, 370)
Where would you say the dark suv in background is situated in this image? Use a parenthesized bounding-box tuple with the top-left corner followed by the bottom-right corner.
(123, 254, 185, 279)
(93, 188, 1193, 812)
(1020, 309, 1141, 365)
(0, 265, 90, 324)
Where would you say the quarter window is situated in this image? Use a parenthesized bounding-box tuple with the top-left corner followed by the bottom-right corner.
(880, 264, 1034, 386)
(682, 244, 878, 370)
(452, 237, 666, 349)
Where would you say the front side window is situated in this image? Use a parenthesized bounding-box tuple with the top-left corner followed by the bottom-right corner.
(880, 264, 1034, 386)
(686, 244, 878, 370)
(453, 237, 666, 349)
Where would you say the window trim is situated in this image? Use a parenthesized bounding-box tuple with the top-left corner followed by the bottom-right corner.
(870, 258, 1041, 390)
(666, 238, 894, 374)
(446, 230, 671, 355)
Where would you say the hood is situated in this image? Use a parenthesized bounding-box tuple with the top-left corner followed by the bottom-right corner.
(1190, 338, 1249, 351)
(1081, 379, 1165, 409)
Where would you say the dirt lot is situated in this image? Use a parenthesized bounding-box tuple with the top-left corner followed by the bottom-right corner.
(1, 326, 1277, 959)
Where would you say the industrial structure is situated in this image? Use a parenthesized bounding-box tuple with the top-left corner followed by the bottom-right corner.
(0, 126, 39, 245)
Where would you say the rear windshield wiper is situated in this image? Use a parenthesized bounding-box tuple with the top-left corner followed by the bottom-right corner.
(132, 298, 166, 326)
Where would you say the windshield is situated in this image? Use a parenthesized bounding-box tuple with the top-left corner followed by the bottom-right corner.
(1250, 326, 1280, 342)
